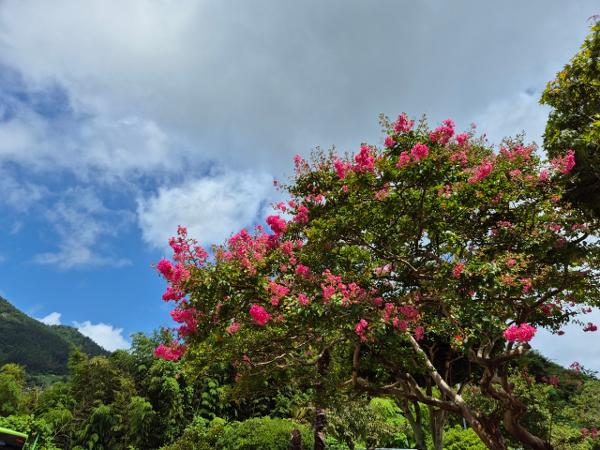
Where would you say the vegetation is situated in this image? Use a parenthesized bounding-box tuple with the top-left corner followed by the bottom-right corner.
(541, 20, 600, 217)
(0, 297, 107, 375)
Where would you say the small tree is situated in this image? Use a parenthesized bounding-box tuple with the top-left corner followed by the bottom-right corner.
(155, 114, 600, 450)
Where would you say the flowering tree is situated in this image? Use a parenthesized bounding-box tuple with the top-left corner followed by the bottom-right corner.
(155, 114, 600, 450)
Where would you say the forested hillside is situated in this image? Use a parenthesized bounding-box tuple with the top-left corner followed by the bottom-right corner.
(0, 297, 108, 375)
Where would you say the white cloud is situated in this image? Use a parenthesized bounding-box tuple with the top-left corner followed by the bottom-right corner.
(534, 309, 600, 373)
(137, 171, 275, 248)
(37, 311, 62, 326)
(32, 187, 133, 269)
(0, 0, 596, 175)
(74, 320, 130, 351)
(474, 90, 551, 148)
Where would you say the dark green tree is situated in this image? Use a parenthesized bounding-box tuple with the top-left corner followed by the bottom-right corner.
(541, 20, 600, 216)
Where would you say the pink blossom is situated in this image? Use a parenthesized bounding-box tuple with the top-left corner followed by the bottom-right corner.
(410, 143, 429, 161)
(155, 341, 186, 361)
(298, 293, 310, 305)
(468, 160, 494, 184)
(583, 322, 598, 332)
(321, 285, 336, 301)
(372, 297, 383, 307)
(393, 113, 414, 134)
(384, 136, 395, 148)
(333, 159, 351, 179)
(374, 185, 390, 200)
(538, 170, 550, 182)
(342, 184, 349, 193)
(414, 326, 425, 341)
(266, 215, 287, 235)
(249, 304, 271, 326)
(456, 133, 469, 146)
(293, 205, 309, 224)
(162, 286, 184, 302)
(227, 322, 240, 334)
(156, 259, 173, 278)
(520, 278, 532, 293)
(450, 150, 469, 166)
(550, 149, 576, 174)
(506, 258, 517, 268)
(509, 169, 522, 178)
(354, 145, 375, 173)
(268, 281, 290, 306)
(429, 119, 455, 144)
(452, 262, 465, 279)
(355, 319, 368, 335)
(295, 264, 311, 277)
(396, 152, 411, 168)
(503, 323, 537, 343)
(170, 263, 190, 284)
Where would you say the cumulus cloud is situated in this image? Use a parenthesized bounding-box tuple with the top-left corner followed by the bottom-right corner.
(0, 0, 596, 175)
(74, 320, 130, 351)
(137, 171, 275, 248)
(37, 311, 62, 326)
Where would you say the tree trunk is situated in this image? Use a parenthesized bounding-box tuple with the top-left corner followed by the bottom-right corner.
(314, 348, 331, 450)
(429, 406, 448, 450)
(405, 334, 507, 449)
(399, 399, 426, 450)
(289, 429, 303, 450)
(503, 411, 554, 450)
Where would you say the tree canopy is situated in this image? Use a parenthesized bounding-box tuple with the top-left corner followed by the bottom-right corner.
(155, 113, 600, 450)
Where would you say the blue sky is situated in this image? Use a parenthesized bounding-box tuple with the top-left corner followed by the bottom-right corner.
(0, 0, 599, 368)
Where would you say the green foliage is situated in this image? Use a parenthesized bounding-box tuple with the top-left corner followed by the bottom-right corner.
(0, 297, 107, 375)
(0, 370, 23, 416)
(541, 21, 600, 216)
(443, 425, 487, 450)
(327, 397, 411, 449)
(0, 414, 59, 449)
(163, 416, 312, 450)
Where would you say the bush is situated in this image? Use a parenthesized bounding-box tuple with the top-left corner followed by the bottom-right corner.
(443, 425, 487, 450)
(0, 414, 59, 449)
(163, 416, 313, 450)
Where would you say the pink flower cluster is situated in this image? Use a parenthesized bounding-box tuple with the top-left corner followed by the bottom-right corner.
(550, 149, 576, 174)
(333, 145, 376, 179)
(225, 227, 271, 274)
(268, 281, 290, 306)
(266, 215, 287, 236)
(581, 428, 599, 439)
(155, 341, 187, 361)
(411, 143, 429, 161)
(249, 304, 271, 326)
(499, 144, 533, 161)
(384, 136, 395, 148)
(170, 305, 198, 336)
(354, 145, 376, 173)
(468, 160, 494, 184)
(355, 319, 368, 337)
(395, 143, 429, 168)
(429, 119, 455, 145)
(320, 269, 366, 305)
(393, 113, 414, 134)
(227, 322, 240, 334)
(503, 323, 537, 343)
(583, 322, 598, 332)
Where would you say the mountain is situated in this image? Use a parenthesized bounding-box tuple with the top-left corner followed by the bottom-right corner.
(0, 296, 109, 375)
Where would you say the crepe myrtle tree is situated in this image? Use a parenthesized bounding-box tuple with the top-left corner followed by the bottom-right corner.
(154, 114, 600, 450)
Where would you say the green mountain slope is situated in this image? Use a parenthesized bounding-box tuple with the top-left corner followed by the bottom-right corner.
(0, 296, 109, 374)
